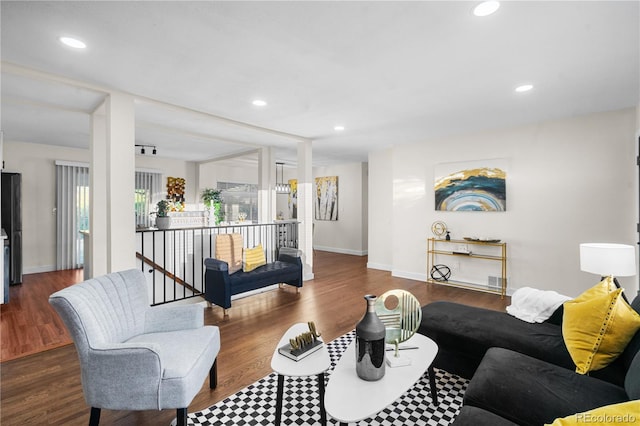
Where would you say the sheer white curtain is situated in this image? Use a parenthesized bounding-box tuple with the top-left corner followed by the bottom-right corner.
(135, 170, 162, 228)
(56, 161, 90, 270)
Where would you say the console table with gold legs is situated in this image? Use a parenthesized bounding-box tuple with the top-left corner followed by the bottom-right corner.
(427, 238, 507, 298)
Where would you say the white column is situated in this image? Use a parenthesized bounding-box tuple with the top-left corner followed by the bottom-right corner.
(258, 147, 276, 223)
(106, 93, 136, 272)
(297, 140, 314, 280)
(90, 101, 108, 278)
(90, 92, 136, 276)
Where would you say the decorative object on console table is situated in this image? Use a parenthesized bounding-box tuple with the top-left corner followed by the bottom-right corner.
(427, 237, 507, 298)
(579, 243, 637, 301)
(355, 294, 386, 381)
(430, 264, 451, 282)
(278, 321, 323, 361)
(155, 200, 171, 230)
(431, 221, 447, 239)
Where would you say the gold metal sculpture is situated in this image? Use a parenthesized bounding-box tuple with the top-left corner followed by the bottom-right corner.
(279, 321, 323, 361)
(374, 290, 422, 367)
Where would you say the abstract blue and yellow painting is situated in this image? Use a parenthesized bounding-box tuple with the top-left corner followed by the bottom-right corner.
(434, 160, 506, 212)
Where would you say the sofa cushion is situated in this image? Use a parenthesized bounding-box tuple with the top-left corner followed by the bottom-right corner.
(420, 301, 575, 371)
(243, 244, 266, 272)
(464, 348, 629, 426)
(215, 233, 243, 274)
(563, 284, 640, 374)
(545, 400, 640, 426)
(229, 261, 301, 295)
(625, 351, 640, 399)
(452, 405, 520, 426)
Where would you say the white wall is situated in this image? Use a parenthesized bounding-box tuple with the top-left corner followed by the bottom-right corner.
(4, 142, 89, 273)
(198, 161, 258, 189)
(367, 148, 393, 270)
(3, 141, 196, 273)
(369, 108, 638, 298)
(313, 162, 368, 256)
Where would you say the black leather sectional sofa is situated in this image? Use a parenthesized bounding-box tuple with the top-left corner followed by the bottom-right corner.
(419, 295, 640, 425)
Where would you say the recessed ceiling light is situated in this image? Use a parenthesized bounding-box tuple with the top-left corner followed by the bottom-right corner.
(252, 99, 267, 107)
(473, 1, 500, 17)
(59, 36, 87, 49)
(334, 125, 345, 131)
(515, 84, 534, 93)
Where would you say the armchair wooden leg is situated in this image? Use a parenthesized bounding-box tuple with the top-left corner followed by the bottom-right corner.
(176, 408, 187, 426)
(210, 359, 218, 389)
(89, 407, 101, 426)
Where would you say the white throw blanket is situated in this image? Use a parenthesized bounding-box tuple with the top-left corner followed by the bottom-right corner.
(506, 287, 572, 323)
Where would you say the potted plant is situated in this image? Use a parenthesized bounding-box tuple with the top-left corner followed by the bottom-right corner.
(155, 199, 172, 230)
(201, 188, 224, 225)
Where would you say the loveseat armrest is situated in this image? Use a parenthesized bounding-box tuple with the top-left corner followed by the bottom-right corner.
(204, 258, 233, 309)
(204, 258, 229, 272)
(144, 304, 204, 333)
(278, 247, 301, 264)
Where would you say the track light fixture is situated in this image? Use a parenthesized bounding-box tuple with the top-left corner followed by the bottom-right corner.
(135, 144, 157, 155)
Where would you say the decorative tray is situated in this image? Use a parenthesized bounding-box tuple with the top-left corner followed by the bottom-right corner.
(463, 237, 501, 243)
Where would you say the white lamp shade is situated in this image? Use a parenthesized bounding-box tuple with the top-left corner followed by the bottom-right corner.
(579, 243, 637, 277)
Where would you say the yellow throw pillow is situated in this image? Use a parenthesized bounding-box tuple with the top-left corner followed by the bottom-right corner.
(243, 244, 266, 272)
(573, 276, 616, 301)
(545, 400, 640, 425)
(563, 282, 640, 374)
(215, 233, 243, 274)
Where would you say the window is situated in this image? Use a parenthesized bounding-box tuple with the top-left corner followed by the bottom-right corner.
(217, 182, 258, 222)
(135, 171, 162, 228)
(56, 162, 89, 270)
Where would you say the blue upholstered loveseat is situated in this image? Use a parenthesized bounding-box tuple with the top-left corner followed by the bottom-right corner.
(419, 294, 640, 425)
(204, 247, 303, 314)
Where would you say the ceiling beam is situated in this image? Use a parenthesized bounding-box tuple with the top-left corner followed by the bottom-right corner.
(2, 61, 311, 144)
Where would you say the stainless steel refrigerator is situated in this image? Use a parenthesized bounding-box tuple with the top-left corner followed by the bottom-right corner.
(1, 172, 22, 285)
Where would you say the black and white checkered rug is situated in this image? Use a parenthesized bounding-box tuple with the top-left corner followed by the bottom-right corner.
(187, 331, 467, 425)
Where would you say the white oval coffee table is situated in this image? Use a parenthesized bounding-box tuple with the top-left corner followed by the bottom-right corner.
(271, 323, 331, 425)
(324, 333, 439, 424)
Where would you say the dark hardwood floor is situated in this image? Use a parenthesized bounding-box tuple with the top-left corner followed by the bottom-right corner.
(1, 269, 84, 362)
(1, 251, 509, 425)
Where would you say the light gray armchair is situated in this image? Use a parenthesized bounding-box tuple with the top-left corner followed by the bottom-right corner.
(49, 269, 220, 426)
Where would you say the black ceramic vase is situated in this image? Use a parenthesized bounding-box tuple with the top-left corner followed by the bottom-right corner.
(355, 294, 386, 381)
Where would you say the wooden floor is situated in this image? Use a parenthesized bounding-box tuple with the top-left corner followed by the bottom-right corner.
(0, 251, 509, 426)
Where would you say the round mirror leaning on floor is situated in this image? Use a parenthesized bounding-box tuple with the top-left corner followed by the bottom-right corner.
(374, 289, 422, 367)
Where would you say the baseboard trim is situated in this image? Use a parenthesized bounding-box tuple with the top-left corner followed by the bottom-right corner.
(367, 262, 392, 271)
(314, 246, 367, 256)
(23, 265, 57, 274)
(392, 270, 427, 282)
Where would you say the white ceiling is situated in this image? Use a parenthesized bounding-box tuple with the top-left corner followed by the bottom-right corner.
(1, 1, 638, 166)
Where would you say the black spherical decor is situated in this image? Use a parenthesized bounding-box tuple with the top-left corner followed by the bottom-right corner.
(430, 264, 451, 282)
